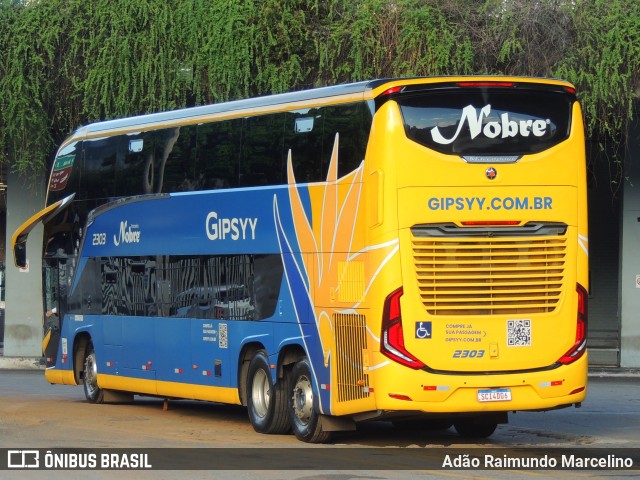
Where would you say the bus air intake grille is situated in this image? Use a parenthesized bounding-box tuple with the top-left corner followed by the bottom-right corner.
(334, 313, 370, 402)
(411, 224, 567, 316)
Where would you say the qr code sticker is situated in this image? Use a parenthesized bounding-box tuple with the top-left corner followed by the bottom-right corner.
(219, 323, 228, 349)
(507, 320, 531, 347)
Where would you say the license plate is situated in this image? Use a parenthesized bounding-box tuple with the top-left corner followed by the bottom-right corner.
(477, 388, 512, 402)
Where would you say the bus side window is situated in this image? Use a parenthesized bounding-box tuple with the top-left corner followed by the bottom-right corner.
(284, 109, 324, 183)
(155, 126, 198, 193)
(66, 258, 101, 315)
(240, 113, 285, 187)
(127, 259, 157, 317)
(101, 259, 119, 315)
(117, 130, 156, 196)
(83, 136, 124, 201)
(154, 256, 174, 317)
(322, 102, 373, 179)
(47, 141, 82, 205)
(196, 119, 241, 190)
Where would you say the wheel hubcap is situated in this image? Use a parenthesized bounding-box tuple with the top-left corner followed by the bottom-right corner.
(292, 374, 313, 425)
(85, 353, 99, 396)
(251, 369, 270, 418)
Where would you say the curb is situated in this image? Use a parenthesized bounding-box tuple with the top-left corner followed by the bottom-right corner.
(0, 356, 45, 370)
(588, 367, 640, 379)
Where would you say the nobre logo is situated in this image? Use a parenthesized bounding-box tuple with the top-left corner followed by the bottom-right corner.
(113, 221, 141, 246)
(430, 104, 550, 145)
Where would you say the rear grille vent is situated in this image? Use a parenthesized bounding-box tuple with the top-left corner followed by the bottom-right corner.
(334, 313, 370, 402)
(412, 223, 567, 316)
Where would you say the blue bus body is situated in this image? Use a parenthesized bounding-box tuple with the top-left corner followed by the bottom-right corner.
(55, 184, 332, 411)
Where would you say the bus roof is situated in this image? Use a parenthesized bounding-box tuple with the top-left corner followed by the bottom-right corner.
(65, 80, 381, 145)
(60, 76, 574, 150)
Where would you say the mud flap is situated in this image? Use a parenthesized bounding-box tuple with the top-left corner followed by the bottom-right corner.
(318, 414, 356, 432)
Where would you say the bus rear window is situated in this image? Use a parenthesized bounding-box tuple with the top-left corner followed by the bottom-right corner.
(397, 89, 573, 157)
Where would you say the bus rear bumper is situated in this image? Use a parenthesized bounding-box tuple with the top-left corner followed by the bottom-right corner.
(370, 354, 588, 413)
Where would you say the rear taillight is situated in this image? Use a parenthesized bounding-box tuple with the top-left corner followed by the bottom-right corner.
(456, 81, 515, 88)
(461, 221, 521, 226)
(381, 288, 425, 369)
(558, 284, 588, 365)
(380, 86, 403, 97)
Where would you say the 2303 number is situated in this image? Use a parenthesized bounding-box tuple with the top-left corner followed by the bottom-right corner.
(452, 349, 485, 358)
(92, 233, 107, 246)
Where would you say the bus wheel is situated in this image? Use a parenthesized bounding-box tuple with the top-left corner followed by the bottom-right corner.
(83, 343, 104, 404)
(246, 351, 289, 434)
(289, 358, 331, 443)
(453, 419, 498, 438)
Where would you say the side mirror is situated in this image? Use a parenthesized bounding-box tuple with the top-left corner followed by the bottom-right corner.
(14, 242, 27, 269)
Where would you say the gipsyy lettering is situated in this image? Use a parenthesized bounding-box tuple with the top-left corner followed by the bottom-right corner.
(427, 196, 552, 211)
(206, 211, 258, 241)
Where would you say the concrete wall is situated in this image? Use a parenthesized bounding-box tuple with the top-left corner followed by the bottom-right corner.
(3, 171, 45, 357)
(621, 113, 640, 367)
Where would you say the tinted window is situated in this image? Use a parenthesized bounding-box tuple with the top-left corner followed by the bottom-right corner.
(156, 126, 198, 192)
(115, 131, 155, 196)
(323, 102, 373, 178)
(240, 114, 285, 187)
(284, 102, 373, 183)
(398, 89, 572, 156)
(284, 109, 324, 183)
(101, 257, 157, 316)
(112, 126, 199, 196)
(48, 141, 82, 204)
(49, 101, 373, 205)
(195, 119, 241, 190)
(82, 136, 124, 200)
(96, 254, 283, 320)
(43, 202, 84, 258)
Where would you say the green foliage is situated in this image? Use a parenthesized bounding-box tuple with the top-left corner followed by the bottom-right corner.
(312, 0, 471, 83)
(555, 0, 640, 143)
(0, 0, 59, 176)
(394, 0, 472, 77)
(0, 0, 639, 182)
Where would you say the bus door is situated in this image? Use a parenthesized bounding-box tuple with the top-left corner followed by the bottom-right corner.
(42, 258, 69, 368)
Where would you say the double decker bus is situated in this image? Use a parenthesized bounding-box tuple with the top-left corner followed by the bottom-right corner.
(13, 77, 588, 442)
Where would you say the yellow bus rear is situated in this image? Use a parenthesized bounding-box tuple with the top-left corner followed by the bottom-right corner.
(335, 78, 588, 435)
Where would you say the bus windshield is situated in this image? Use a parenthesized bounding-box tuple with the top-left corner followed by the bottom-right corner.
(397, 86, 573, 156)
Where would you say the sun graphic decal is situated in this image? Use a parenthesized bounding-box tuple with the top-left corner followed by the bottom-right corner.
(273, 134, 399, 414)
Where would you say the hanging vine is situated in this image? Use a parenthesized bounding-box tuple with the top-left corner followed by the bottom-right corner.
(1, 0, 639, 183)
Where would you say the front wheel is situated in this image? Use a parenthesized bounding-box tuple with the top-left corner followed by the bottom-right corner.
(246, 351, 289, 434)
(289, 358, 331, 443)
(83, 343, 104, 404)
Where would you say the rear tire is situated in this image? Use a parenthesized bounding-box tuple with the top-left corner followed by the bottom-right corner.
(289, 358, 331, 443)
(83, 343, 104, 404)
(454, 419, 498, 438)
(246, 351, 290, 434)
(392, 419, 453, 431)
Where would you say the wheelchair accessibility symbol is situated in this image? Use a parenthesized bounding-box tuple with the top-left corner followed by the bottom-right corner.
(415, 321, 432, 339)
